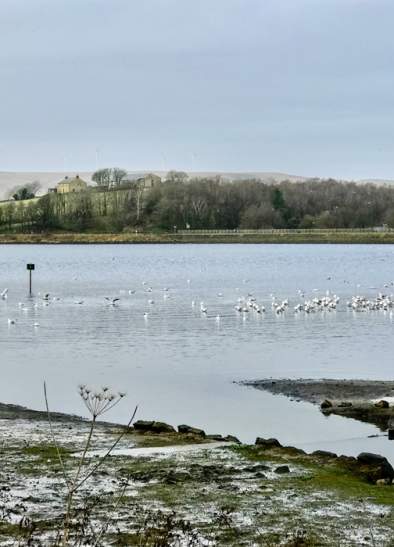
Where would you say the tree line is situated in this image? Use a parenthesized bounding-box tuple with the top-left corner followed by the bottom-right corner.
(2, 176, 394, 233)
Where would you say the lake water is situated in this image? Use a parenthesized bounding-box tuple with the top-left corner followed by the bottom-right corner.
(1, 244, 394, 463)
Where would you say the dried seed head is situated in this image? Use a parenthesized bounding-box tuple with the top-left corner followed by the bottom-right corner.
(79, 384, 127, 417)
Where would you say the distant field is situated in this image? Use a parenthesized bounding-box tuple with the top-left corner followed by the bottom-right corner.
(0, 197, 40, 208)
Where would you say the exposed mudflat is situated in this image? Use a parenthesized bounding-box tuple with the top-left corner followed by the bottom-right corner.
(0, 402, 393, 545)
(243, 379, 394, 404)
(0, 401, 106, 424)
(244, 379, 394, 430)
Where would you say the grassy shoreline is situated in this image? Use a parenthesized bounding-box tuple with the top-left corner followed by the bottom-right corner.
(1, 231, 394, 244)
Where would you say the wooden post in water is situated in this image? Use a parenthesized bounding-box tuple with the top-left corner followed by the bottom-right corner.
(26, 263, 35, 296)
(388, 418, 394, 441)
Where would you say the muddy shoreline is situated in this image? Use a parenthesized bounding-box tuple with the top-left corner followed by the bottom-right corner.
(0, 401, 121, 427)
(243, 378, 394, 430)
(0, 401, 393, 545)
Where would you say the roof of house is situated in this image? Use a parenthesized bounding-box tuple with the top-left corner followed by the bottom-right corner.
(57, 175, 87, 186)
(124, 173, 161, 182)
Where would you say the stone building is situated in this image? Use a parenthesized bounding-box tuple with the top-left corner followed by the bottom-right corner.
(136, 173, 161, 189)
(123, 173, 162, 189)
(54, 175, 88, 194)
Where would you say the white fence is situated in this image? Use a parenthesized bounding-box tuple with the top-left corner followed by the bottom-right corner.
(176, 228, 393, 235)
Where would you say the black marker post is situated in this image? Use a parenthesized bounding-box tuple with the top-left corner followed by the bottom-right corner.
(389, 418, 394, 441)
(27, 263, 35, 296)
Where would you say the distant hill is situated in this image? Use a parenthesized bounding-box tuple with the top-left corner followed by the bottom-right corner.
(1, 170, 393, 199)
(0, 172, 94, 199)
(171, 171, 310, 183)
(0, 170, 311, 199)
(126, 170, 310, 183)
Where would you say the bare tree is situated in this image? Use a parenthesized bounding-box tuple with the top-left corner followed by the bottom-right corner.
(8, 180, 41, 201)
(93, 168, 127, 188)
(92, 168, 112, 187)
(112, 168, 127, 186)
(131, 180, 145, 222)
(166, 170, 189, 183)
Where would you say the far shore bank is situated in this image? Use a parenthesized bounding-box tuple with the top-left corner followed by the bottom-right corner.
(2, 230, 394, 244)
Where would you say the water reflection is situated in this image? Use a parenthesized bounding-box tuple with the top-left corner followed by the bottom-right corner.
(1, 244, 394, 462)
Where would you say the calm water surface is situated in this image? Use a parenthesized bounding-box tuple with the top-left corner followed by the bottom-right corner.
(1, 244, 394, 462)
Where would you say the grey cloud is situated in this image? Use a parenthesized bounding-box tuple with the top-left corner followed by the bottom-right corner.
(0, 0, 393, 178)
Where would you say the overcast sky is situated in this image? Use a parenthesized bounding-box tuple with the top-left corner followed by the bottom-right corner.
(0, 0, 393, 179)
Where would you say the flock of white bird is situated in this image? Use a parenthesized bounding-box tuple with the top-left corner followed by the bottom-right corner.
(2, 281, 394, 327)
(348, 294, 394, 312)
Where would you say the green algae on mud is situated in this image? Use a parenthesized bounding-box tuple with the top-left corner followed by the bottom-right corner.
(1, 406, 394, 545)
(0, 420, 394, 547)
(116, 444, 394, 545)
(233, 445, 394, 506)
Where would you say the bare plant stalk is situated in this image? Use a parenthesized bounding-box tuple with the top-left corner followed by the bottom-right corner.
(73, 416, 96, 487)
(92, 475, 131, 546)
(75, 405, 138, 491)
(63, 417, 96, 546)
(44, 382, 137, 546)
(44, 381, 70, 489)
(361, 498, 376, 547)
